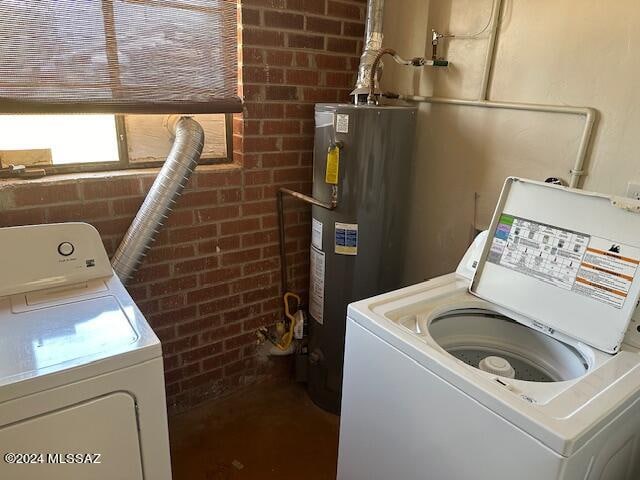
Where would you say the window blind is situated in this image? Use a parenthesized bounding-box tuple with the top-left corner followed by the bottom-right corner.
(0, 0, 241, 114)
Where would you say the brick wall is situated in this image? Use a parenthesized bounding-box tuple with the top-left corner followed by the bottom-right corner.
(0, 0, 365, 414)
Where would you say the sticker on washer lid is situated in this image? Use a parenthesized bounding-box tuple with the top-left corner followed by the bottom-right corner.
(573, 237, 640, 309)
(335, 222, 358, 255)
(335, 113, 349, 133)
(312, 218, 323, 250)
(309, 246, 325, 324)
(487, 214, 640, 309)
(487, 214, 589, 290)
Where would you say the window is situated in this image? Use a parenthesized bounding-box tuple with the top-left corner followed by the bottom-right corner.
(0, 114, 232, 175)
(0, 1, 241, 114)
(123, 115, 230, 166)
(0, 1, 239, 177)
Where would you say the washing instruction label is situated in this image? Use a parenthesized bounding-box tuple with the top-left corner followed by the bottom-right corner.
(310, 246, 325, 324)
(335, 222, 358, 255)
(488, 215, 589, 289)
(312, 218, 323, 250)
(335, 113, 349, 134)
(488, 214, 640, 309)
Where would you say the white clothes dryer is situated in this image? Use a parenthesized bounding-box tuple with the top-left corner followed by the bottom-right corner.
(0, 223, 172, 479)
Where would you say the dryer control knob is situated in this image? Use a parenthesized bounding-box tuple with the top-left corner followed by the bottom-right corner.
(57, 241, 75, 257)
(479, 355, 515, 379)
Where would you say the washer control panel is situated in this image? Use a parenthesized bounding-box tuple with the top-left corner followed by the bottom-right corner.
(0, 223, 112, 297)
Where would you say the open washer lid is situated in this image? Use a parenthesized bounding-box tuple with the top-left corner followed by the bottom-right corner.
(471, 177, 640, 353)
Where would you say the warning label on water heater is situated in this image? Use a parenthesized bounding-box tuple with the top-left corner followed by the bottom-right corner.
(335, 114, 349, 134)
(335, 222, 358, 255)
(310, 246, 325, 324)
(312, 218, 323, 250)
(488, 214, 640, 309)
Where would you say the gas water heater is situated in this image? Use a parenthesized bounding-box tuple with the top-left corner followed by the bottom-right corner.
(307, 103, 417, 413)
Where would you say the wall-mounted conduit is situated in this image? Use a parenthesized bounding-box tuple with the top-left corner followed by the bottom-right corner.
(385, 0, 598, 188)
(388, 95, 596, 189)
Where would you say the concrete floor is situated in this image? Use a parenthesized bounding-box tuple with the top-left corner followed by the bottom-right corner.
(169, 381, 340, 480)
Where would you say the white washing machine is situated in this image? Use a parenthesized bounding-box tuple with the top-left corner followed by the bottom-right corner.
(0, 223, 172, 479)
(338, 178, 640, 480)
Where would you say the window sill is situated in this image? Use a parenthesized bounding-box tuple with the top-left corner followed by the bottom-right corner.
(0, 162, 241, 189)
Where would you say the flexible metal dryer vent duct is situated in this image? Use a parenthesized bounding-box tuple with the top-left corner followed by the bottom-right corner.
(111, 116, 204, 283)
(352, 0, 385, 100)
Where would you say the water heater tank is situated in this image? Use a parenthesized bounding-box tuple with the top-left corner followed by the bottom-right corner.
(308, 103, 417, 413)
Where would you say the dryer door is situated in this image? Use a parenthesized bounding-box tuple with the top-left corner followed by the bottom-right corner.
(0, 392, 143, 479)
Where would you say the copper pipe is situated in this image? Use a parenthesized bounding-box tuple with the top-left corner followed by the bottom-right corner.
(277, 187, 337, 294)
(279, 187, 337, 210)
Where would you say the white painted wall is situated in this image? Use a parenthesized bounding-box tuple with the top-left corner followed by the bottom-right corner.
(382, 0, 640, 283)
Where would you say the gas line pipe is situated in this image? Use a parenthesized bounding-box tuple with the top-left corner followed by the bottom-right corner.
(277, 186, 337, 296)
(269, 186, 337, 353)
